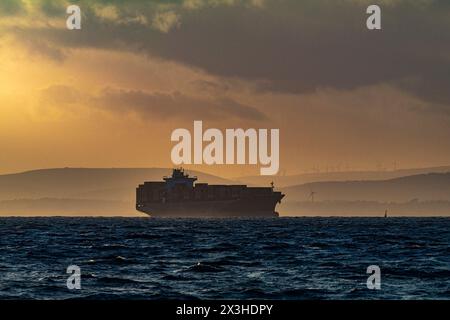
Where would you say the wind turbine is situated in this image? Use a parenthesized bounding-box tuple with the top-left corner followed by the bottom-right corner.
(309, 190, 316, 203)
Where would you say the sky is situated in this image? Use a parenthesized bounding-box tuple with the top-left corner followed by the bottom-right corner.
(0, 0, 450, 178)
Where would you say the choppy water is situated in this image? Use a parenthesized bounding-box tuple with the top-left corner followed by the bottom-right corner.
(0, 217, 448, 300)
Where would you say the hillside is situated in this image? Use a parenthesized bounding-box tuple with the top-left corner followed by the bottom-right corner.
(281, 172, 450, 202)
(1, 168, 450, 216)
(275, 172, 450, 216)
(0, 168, 233, 202)
(237, 166, 450, 187)
(0, 168, 233, 216)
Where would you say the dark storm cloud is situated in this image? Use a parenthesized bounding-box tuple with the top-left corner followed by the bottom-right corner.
(148, 1, 450, 106)
(0, 0, 25, 16)
(93, 87, 267, 121)
(9, 1, 450, 109)
(191, 79, 232, 94)
(38, 0, 70, 17)
(40, 85, 267, 121)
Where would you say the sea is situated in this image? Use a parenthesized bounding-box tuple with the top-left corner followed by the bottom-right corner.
(0, 217, 448, 300)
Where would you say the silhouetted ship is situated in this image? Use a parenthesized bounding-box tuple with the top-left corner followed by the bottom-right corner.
(136, 168, 285, 218)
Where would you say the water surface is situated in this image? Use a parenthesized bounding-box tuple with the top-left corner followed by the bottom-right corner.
(0, 217, 448, 300)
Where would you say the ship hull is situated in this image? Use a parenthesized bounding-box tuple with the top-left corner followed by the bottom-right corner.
(136, 196, 282, 218)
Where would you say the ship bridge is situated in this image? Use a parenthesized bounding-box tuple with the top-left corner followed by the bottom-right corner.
(163, 168, 197, 190)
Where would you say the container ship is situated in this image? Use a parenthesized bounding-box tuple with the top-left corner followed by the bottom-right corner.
(136, 168, 284, 217)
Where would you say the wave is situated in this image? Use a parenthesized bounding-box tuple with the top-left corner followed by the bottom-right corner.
(186, 262, 226, 273)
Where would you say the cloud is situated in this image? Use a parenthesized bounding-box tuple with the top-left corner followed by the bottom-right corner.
(0, 0, 25, 16)
(5, 0, 450, 111)
(94, 87, 267, 121)
(152, 11, 180, 33)
(40, 84, 82, 104)
(39, 85, 267, 121)
(191, 79, 232, 94)
(21, 36, 67, 61)
(37, 0, 68, 17)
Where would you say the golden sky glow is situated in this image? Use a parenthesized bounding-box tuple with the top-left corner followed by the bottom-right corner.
(1, 0, 450, 178)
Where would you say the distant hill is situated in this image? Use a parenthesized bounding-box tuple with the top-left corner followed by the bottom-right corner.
(1, 168, 450, 216)
(281, 172, 450, 202)
(0, 168, 233, 216)
(276, 172, 450, 216)
(0, 168, 233, 202)
(237, 166, 450, 187)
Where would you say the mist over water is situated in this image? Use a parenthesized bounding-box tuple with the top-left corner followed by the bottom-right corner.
(0, 217, 448, 300)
